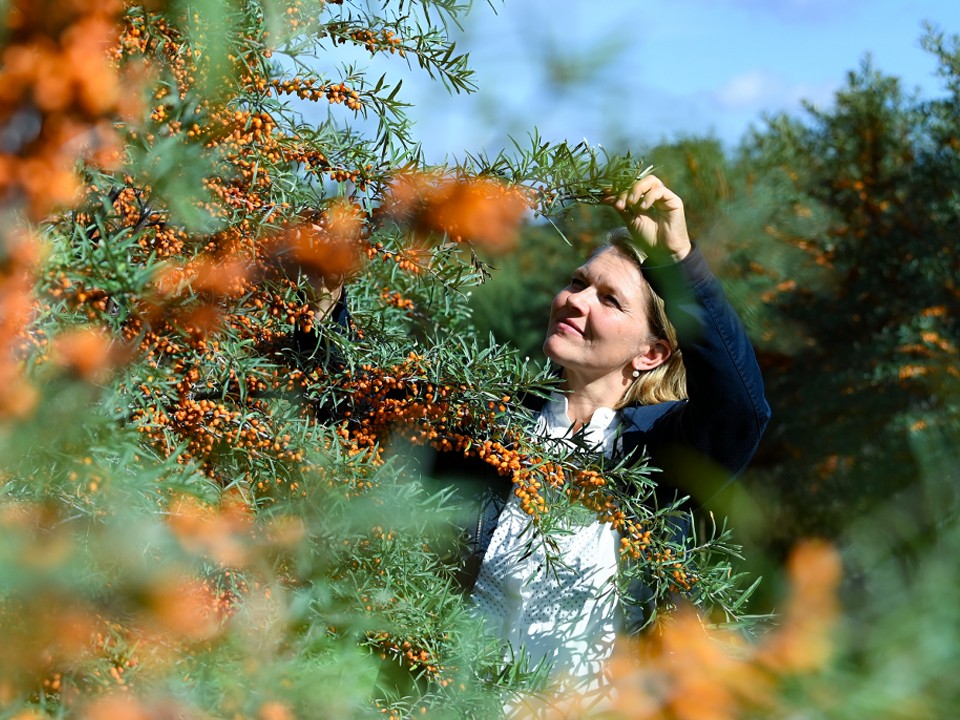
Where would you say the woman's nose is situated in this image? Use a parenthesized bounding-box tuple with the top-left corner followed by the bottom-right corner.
(564, 288, 590, 312)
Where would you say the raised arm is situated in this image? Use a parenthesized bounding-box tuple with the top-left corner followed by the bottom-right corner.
(640, 247, 770, 479)
(606, 177, 770, 497)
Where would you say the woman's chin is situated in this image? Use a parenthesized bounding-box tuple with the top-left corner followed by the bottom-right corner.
(542, 337, 573, 368)
(541, 337, 559, 362)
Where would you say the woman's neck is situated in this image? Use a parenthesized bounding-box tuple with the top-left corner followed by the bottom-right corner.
(561, 371, 630, 427)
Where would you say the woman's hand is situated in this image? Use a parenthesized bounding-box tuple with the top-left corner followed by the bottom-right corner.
(604, 174, 693, 263)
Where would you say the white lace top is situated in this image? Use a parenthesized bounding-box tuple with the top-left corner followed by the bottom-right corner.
(470, 393, 622, 692)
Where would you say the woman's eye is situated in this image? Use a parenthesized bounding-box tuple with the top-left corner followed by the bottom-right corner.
(603, 295, 621, 308)
(569, 277, 585, 289)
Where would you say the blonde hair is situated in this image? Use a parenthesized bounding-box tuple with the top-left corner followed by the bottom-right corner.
(601, 228, 688, 408)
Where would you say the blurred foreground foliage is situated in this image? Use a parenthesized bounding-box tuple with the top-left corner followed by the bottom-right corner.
(2, 0, 960, 718)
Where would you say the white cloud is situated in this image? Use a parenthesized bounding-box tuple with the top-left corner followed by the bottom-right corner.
(714, 70, 839, 114)
(715, 70, 781, 108)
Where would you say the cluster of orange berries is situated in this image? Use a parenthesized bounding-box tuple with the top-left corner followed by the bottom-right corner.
(327, 166, 363, 184)
(283, 2, 305, 32)
(104, 185, 187, 258)
(81, 183, 184, 258)
(243, 290, 317, 331)
(42, 671, 64, 695)
(89, 621, 141, 689)
(198, 128, 282, 217)
(510, 467, 549, 515)
(109, 185, 145, 225)
(118, 15, 290, 224)
(334, 370, 637, 547)
(348, 28, 405, 56)
(132, 360, 307, 478)
(460, 439, 666, 571)
(380, 288, 415, 314)
(280, 145, 331, 173)
(111, 16, 433, 322)
(365, 241, 429, 275)
(228, 109, 277, 143)
(333, 360, 663, 558)
(335, 363, 461, 464)
(115, 11, 150, 57)
(648, 546, 697, 592)
(264, 77, 374, 187)
(280, 0, 344, 33)
(326, 82, 363, 111)
(124, 12, 194, 104)
(120, 14, 374, 203)
(46, 275, 113, 324)
(270, 77, 363, 111)
(88, 657, 137, 691)
(366, 631, 446, 682)
(618, 519, 654, 561)
(123, 326, 183, 366)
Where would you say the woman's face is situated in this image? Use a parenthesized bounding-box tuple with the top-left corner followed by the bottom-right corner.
(543, 248, 661, 384)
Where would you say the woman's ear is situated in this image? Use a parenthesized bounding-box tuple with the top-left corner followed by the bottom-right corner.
(633, 339, 671, 372)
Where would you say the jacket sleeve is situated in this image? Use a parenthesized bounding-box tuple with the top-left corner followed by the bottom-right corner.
(623, 246, 771, 501)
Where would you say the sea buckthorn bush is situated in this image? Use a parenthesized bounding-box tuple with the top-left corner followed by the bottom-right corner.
(0, 1, 846, 718)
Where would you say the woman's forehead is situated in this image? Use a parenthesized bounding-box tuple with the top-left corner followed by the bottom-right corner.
(578, 248, 644, 288)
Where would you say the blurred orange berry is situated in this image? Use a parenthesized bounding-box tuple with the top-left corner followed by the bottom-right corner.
(145, 573, 222, 641)
(383, 172, 527, 253)
(258, 701, 295, 720)
(279, 199, 365, 282)
(52, 326, 115, 380)
(83, 693, 152, 720)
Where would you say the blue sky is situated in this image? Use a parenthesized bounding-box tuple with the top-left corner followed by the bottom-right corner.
(395, 0, 960, 162)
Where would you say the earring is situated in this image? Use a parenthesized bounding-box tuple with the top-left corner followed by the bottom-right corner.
(632, 369, 640, 379)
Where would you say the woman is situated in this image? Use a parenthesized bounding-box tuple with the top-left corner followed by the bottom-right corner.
(467, 175, 771, 697)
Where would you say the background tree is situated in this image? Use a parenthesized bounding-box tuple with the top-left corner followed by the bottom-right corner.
(726, 46, 960, 570)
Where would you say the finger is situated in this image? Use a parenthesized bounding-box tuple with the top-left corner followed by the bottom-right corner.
(626, 185, 669, 214)
(641, 186, 669, 212)
(604, 191, 631, 212)
(606, 175, 666, 211)
(630, 174, 663, 201)
(643, 184, 685, 214)
(623, 175, 664, 209)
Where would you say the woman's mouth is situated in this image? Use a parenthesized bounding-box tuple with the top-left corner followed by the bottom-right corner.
(554, 318, 583, 336)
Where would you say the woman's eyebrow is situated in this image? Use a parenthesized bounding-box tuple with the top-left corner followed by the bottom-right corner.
(572, 267, 629, 298)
